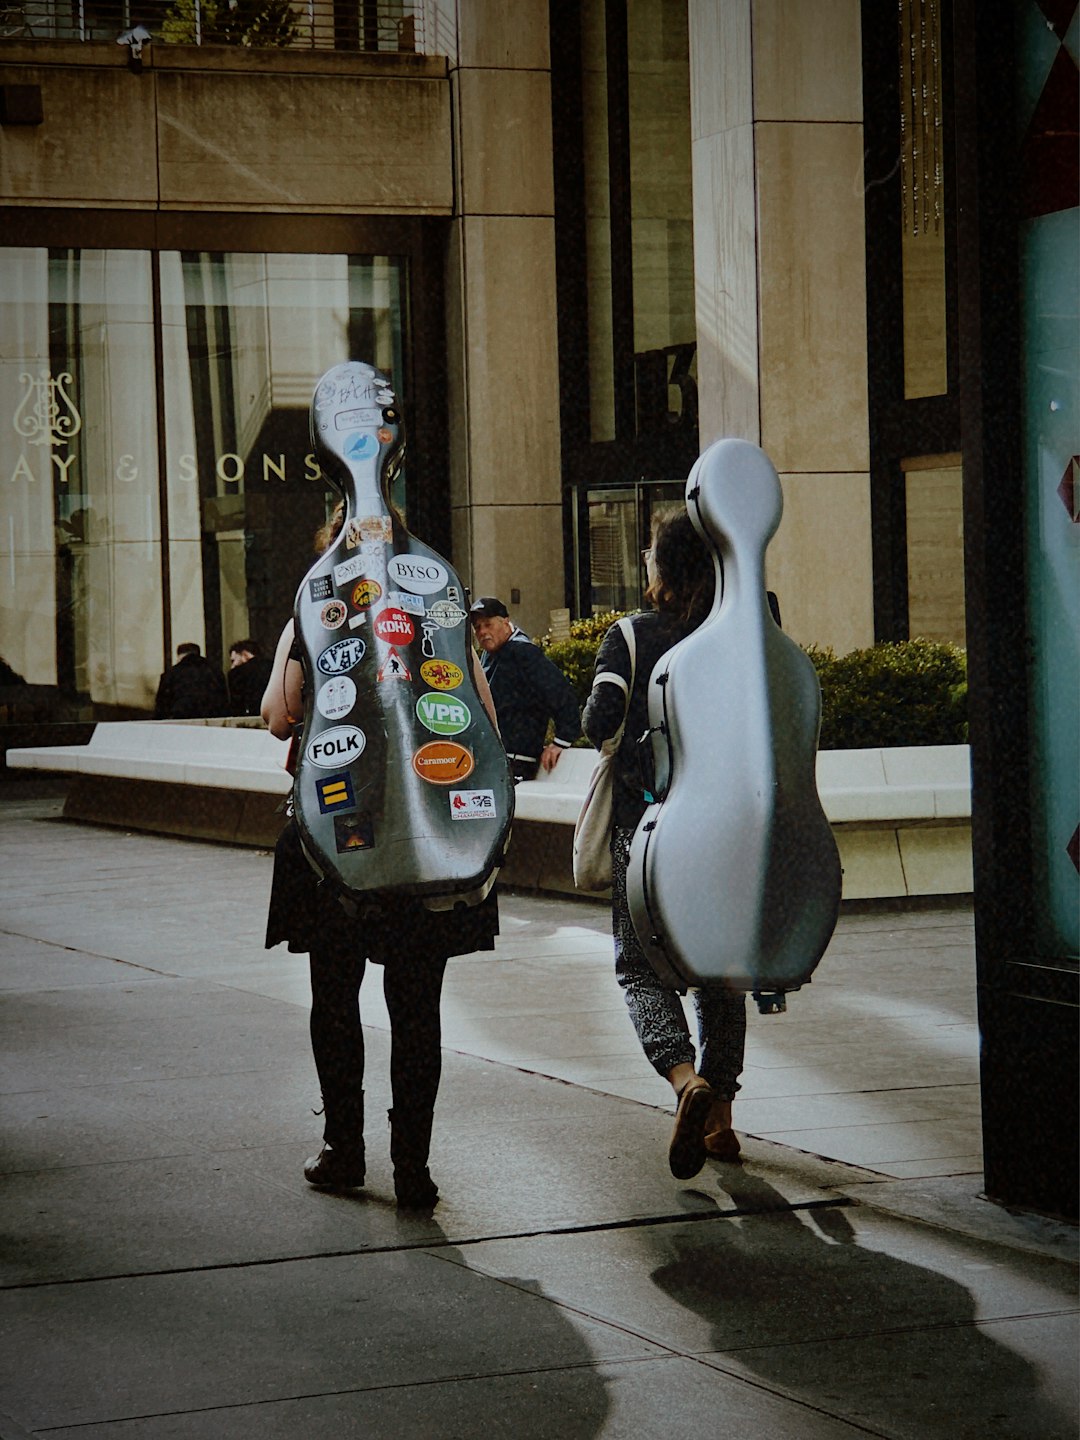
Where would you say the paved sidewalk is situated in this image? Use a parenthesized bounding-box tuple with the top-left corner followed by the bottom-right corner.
(1, 792, 1076, 1438)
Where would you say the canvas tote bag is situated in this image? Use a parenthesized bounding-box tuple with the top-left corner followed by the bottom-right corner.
(573, 616, 637, 891)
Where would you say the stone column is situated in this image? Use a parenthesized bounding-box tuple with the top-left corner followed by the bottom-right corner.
(446, 0, 563, 639)
(689, 0, 874, 653)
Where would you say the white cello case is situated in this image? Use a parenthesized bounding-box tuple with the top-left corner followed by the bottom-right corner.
(627, 438, 841, 1003)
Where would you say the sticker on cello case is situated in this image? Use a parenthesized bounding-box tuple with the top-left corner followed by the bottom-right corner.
(316, 676, 357, 720)
(334, 407, 381, 432)
(386, 554, 449, 595)
(333, 555, 366, 587)
(350, 579, 382, 610)
(374, 607, 415, 646)
(343, 432, 379, 462)
(334, 812, 374, 852)
(411, 741, 474, 785)
(387, 590, 424, 616)
(378, 650, 411, 681)
(416, 692, 471, 737)
(450, 789, 497, 820)
(319, 599, 348, 630)
(316, 772, 355, 813)
(344, 515, 392, 549)
(317, 637, 366, 675)
(420, 659, 464, 691)
(426, 599, 467, 629)
(309, 575, 333, 601)
(307, 725, 366, 767)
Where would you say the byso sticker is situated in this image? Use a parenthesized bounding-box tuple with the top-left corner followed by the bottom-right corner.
(386, 554, 448, 595)
(411, 741, 474, 784)
(316, 772, 355, 813)
(319, 599, 348, 630)
(419, 659, 464, 691)
(374, 607, 415, 645)
(307, 726, 366, 767)
(450, 789, 497, 820)
(416, 692, 471, 736)
(316, 676, 357, 720)
(309, 575, 333, 601)
(317, 638, 365, 675)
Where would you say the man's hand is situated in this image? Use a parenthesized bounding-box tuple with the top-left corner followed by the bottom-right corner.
(540, 743, 564, 773)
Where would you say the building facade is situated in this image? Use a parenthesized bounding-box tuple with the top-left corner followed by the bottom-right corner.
(1, 0, 1077, 1215)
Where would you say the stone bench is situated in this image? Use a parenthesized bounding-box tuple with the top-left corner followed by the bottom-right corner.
(7, 724, 972, 899)
(505, 742, 972, 901)
(7, 720, 292, 847)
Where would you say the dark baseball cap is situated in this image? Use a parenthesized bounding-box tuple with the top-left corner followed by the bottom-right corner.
(469, 596, 509, 620)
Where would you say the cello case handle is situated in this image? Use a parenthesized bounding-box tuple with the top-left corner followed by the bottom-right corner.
(627, 438, 841, 996)
(290, 361, 514, 905)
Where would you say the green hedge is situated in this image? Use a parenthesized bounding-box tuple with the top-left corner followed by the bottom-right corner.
(538, 615, 967, 750)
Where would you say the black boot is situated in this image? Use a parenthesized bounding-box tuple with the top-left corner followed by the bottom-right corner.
(388, 1107, 438, 1209)
(305, 1089, 365, 1190)
(303, 1141, 366, 1189)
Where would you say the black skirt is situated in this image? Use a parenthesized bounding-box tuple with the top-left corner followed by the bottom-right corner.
(265, 818, 500, 963)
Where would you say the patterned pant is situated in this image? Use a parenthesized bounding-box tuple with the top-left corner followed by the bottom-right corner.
(612, 826, 746, 1099)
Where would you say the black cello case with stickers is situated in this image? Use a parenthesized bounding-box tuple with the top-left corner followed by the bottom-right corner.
(290, 361, 514, 908)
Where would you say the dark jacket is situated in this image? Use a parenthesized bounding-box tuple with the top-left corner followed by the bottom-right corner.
(582, 611, 694, 830)
(154, 654, 229, 719)
(228, 655, 274, 717)
(479, 628, 581, 776)
(583, 594, 782, 830)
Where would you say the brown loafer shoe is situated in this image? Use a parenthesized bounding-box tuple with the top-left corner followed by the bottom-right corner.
(669, 1077, 714, 1179)
(703, 1126, 742, 1163)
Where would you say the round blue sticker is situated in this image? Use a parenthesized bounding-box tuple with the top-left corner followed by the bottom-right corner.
(344, 432, 379, 461)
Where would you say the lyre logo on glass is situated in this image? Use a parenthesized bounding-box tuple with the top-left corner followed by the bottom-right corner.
(13, 372, 82, 449)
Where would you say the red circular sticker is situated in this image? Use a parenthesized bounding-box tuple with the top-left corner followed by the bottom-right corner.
(411, 741, 474, 784)
(374, 607, 415, 645)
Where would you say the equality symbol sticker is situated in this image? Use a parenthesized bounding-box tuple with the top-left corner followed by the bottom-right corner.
(316, 772, 356, 814)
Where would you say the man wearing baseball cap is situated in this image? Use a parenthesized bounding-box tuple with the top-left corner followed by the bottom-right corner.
(470, 597, 581, 781)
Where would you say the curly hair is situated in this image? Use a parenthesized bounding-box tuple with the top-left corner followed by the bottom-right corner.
(644, 507, 717, 628)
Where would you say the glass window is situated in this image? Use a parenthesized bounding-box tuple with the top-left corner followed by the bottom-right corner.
(1, 247, 162, 718)
(0, 245, 409, 728)
(582, 480, 684, 615)
(159, 250, 407, 672)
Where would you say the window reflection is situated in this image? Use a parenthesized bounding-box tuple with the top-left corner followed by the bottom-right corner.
(0, 246, 408, 728)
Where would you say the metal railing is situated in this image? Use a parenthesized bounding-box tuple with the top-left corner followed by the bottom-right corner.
(0, 0, 453, 54)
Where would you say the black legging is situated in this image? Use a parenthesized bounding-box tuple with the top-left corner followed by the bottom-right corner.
(309, 938, 448, 1154)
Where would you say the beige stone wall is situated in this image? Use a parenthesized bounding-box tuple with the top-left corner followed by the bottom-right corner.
(444, 0, 564, 640)
(689, 0, 874, 655)
(0, 43, 452, 214)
